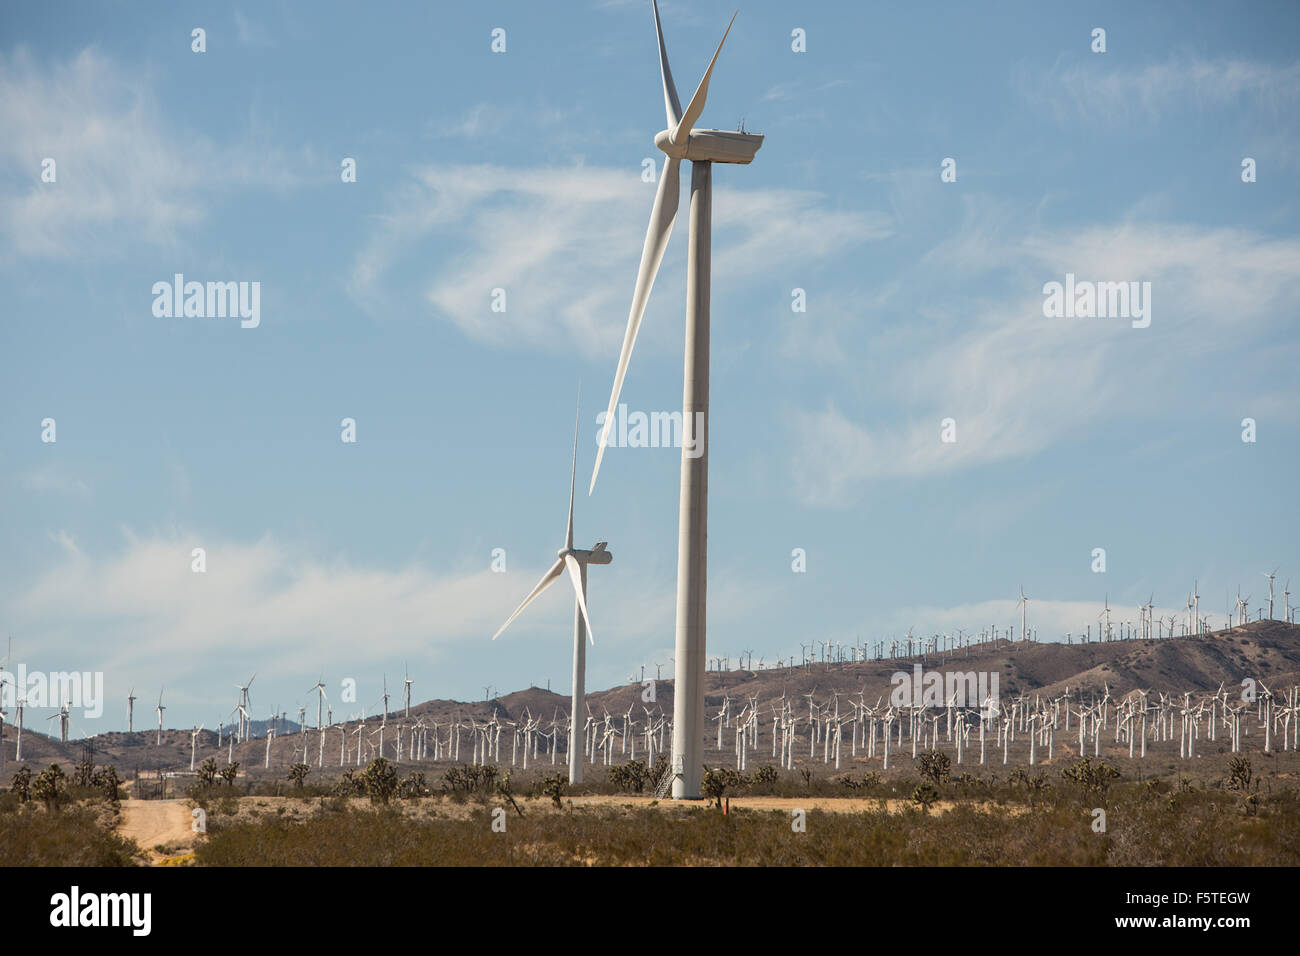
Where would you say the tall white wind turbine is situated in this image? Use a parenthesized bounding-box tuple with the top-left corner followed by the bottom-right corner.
(155, 689, 166, 745)
(493, 394, 613, 785)
(589, 0, 763, 800)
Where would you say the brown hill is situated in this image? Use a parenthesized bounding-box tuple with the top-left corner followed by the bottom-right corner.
(4, 620, 1296, 782)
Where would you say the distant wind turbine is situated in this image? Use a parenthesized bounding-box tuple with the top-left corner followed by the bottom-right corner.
(493, 392, 613, 785)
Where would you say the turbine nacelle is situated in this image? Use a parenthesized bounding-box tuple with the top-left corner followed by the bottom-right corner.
(557, 546, 615, 566)
(654, 127, 764, 164)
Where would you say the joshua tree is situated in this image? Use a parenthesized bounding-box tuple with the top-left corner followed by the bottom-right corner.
(197, 757, 218, 788)
(608, 760, 650, 793)
(398, 770, 428, 799)
(93, 765, 122, 803)
(332, 769, 362, 797)
(73, 758, 96, 788)
(916, 749, 951, 786)
(33, 764, 67, 811)
(361, 757, 398, 805)
(11, 766, 32, 803)
(539, 772, 568, 807)
(1061, 756, 1120, 795)
(220, 762, 240, 787)
(496, 770, 524, 818)
(1226, 756, 1252, 792)
(287, 763, 311, 789)
(911, 783, 938, 814)
(701, 766, 746, 809)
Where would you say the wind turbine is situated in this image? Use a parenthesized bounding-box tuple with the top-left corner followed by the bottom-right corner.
(189, 724, 204, 771)
(47, 704, 70, 745)
(309, 677, 327, 730)
(1265, 567, 1278, 619)
(155, 689, 165, 745)
(127, 688, 136, 733)
(493, 394, 613, 785)
(403, 665, 413, 719)
(587, 1, 762, 800)
(235, 673, 255, 741)
(1016, 586, 1028, 644)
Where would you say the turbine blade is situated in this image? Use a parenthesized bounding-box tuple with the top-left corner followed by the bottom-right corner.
(565, 554, 595, 645)
(565, 386, 580, 550)
(671, 11, 736, 144)
(492, 558, 565, 640)
(589, 155, 681, 494)
(652, 0, 682, 129)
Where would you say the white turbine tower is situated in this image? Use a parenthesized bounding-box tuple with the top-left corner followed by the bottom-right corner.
(1016, 586, 1028, 644)
(1193, 580, 1200, 637)
(155, 689, 166, 745)
(190, 724, 204, 771)
(235, 673, 255, 741)
(127, 687, 136, 734)
(493, 395, 613, 785)
(309, 677, 327, 730)
(589, 0, 763, 801)
(1265, 567, 1278, 619)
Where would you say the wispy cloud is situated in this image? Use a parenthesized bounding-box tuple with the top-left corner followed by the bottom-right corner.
(1021, 54, 1300, 124)
(0, 48, 313, 258)
(349, 162, 889, 357)
(19, 463, 91, 497)
(9, 527, 685, 706)
(790, 220, 1300, 504)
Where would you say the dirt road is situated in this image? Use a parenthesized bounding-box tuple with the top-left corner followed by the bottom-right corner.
(117, 799, 196, 863)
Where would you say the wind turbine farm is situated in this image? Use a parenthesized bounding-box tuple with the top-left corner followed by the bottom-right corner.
(1, 0, 1298, 915)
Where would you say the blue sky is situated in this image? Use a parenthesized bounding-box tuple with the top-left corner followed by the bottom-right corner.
(1, 1, 1298, 734)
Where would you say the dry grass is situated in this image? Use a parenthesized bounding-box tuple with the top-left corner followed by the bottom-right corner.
(189, 777, 1300, 867)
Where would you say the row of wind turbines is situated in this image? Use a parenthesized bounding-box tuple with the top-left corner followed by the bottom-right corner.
(662, 572, 1294, 679)
(91, 677, 1300, 782)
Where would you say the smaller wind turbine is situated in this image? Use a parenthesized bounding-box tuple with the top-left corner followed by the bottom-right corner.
(1265, 567, 1278, 619)
(492, 390, 613, 786)
(48, 701, 70, 744)
(190, 724, 204, 770)
(309, 677, 327, 730)
(127, 688, 137, 733)
(155, 690, 166, 745)
(1016, 586, 1028, 644)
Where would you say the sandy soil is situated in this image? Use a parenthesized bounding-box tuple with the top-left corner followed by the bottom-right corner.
(117, 799, 197, 863)
(562, 794, 1017, 815)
